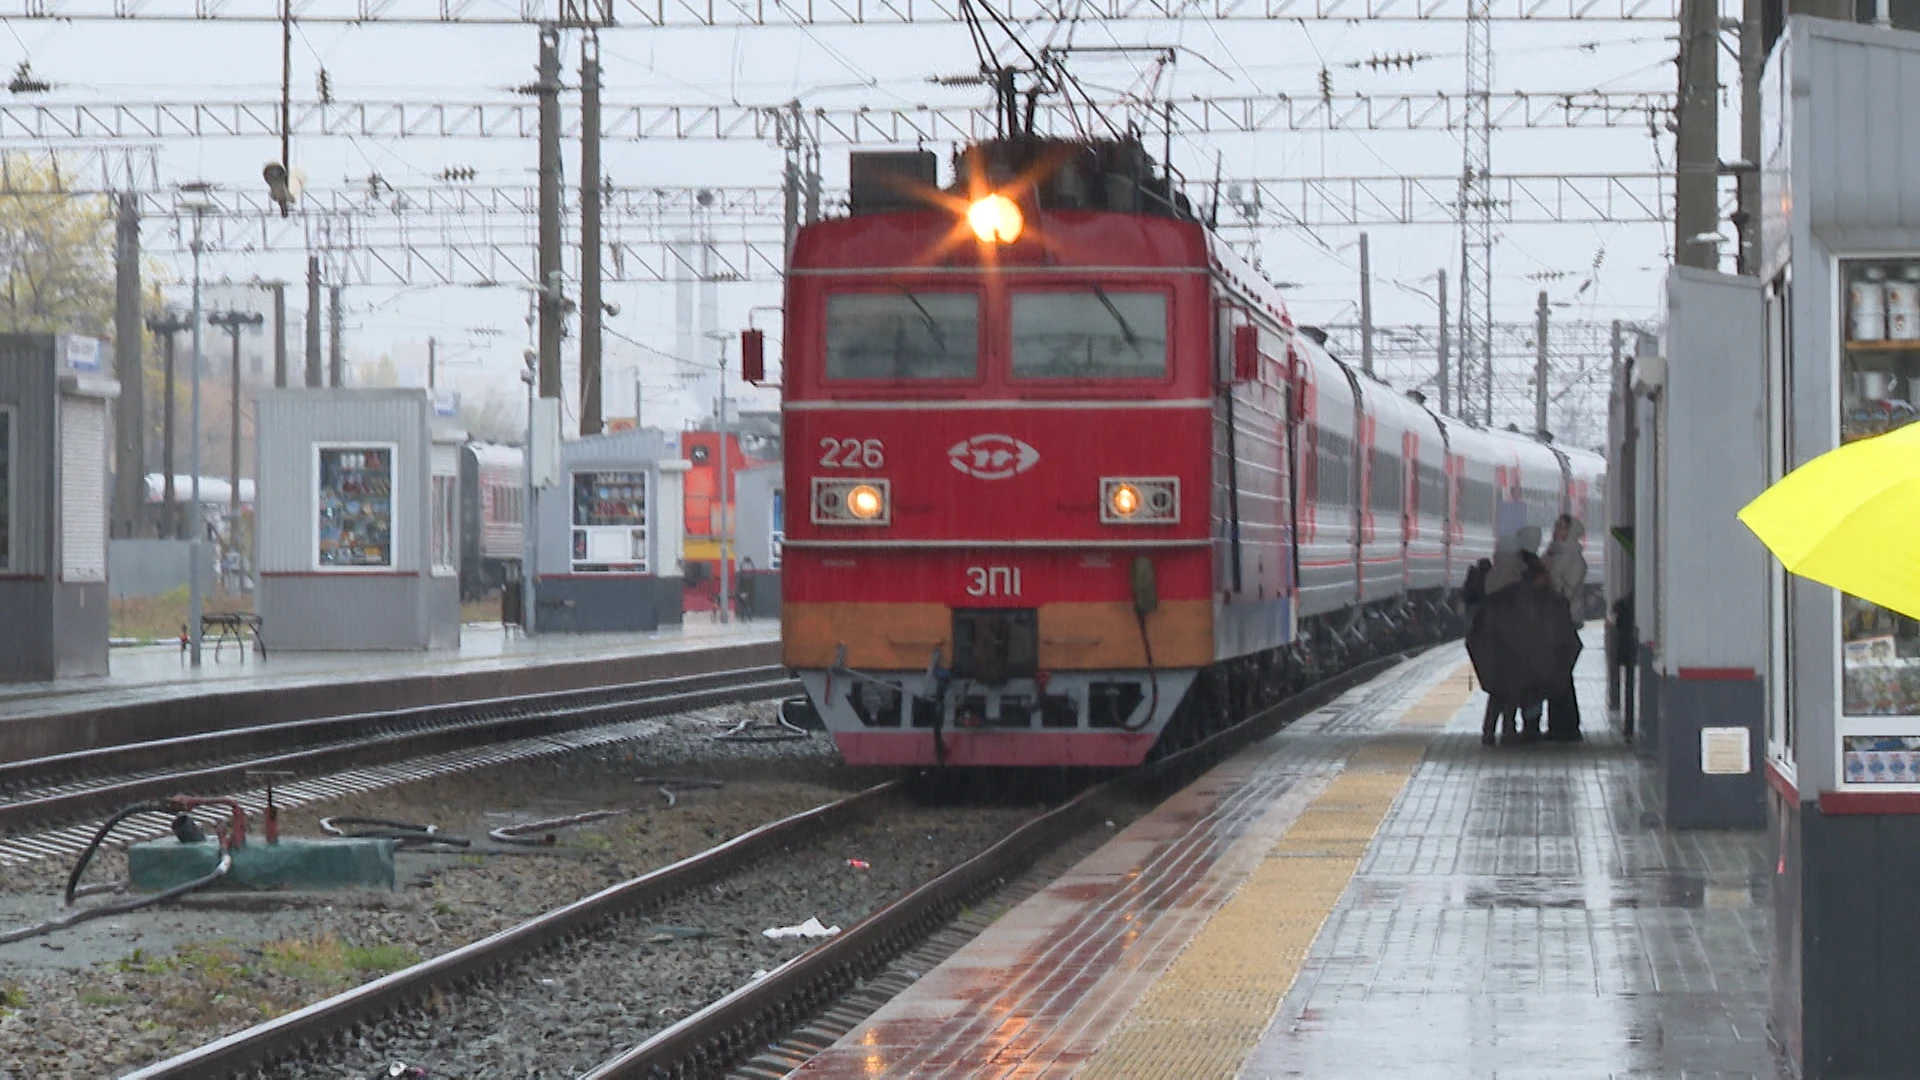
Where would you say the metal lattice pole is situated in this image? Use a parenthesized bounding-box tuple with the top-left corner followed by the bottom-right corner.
(1461, 0, 1495, 425)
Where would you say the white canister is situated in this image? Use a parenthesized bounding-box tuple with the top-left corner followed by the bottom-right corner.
(1852, 269, 1888, 342)
(1889, 275, 1920, 341)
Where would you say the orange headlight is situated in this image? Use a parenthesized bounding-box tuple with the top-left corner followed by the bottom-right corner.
(847, 484, 885, 520)
(967, 194, 1024, 244)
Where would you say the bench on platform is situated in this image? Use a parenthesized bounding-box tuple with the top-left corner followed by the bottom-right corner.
(183, 613, 266, 660)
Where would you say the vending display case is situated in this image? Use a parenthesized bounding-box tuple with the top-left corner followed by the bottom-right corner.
(532, 428, 686, 632)
(1754, 20, 1920, 1077)
(570, 469, 648, 573)
(315, 445, 395, 569)
(1837, 256, 1920, 781)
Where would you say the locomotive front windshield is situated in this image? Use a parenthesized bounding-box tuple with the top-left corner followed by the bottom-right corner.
(825, 291, 980, 380)
(1012, 289, 1167, 379)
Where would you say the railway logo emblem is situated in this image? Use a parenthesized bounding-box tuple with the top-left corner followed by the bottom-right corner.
(948, 434, 1039, 480)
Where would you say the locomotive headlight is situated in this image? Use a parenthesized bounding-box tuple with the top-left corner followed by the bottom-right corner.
(811, 477, 891, 525)
(847, 484, 885, 520)
(1100, 478, 1180, 525)
(967, 194, 1024, 244)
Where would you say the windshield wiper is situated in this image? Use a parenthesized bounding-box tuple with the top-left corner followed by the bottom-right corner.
(898, 289, 949, 353)
(1089, 285, 1143, 353)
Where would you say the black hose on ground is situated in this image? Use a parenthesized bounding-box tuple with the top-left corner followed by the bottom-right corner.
(4, 854, 232, 946)
(487, 809, 626, 846)
(632, 777, 726, 810)
(63, 801, 172, 907)
(319, 817, 472, 850)
(712, 714, 810, 743)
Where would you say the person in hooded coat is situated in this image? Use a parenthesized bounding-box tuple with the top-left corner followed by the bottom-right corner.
(1468, 525, 1579, 745)
(1542, 514, 1589, 741)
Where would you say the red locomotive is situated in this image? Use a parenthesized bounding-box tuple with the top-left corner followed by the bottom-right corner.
(766, 137, 1604, 768)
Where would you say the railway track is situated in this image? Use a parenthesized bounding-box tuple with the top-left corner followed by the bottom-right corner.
(122, 648, 1422, 1080)
(0, 665, 798, 857)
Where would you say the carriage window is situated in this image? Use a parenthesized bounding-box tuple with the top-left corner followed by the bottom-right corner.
(1012, 290, 1168, 379)
(825, 291, 979, 380)
(1416, 463, 1447, 518)
(1315, 428, 1352, 507)
(1459, 477, 1495, 524)
(1367, 450, 1402, 512)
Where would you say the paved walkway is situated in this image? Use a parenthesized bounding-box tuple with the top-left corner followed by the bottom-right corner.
(791, 638, 1785, 1079)
(0, 619, 778, 722)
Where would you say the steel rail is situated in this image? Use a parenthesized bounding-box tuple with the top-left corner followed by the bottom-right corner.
(124, 643, 1420, 1080)
(118, 783, 898, 1080)
(585, 651, 1413, 1079)
(0, 666, 798, 834)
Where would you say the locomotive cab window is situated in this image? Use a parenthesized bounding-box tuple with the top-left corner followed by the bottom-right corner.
(1011, 289, 1168, 380)
(825, 291, 979, 380)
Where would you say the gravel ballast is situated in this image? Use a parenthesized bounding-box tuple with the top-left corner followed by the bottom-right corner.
(267, 800, 1039, 1080)
(0, 702, 880, 1079)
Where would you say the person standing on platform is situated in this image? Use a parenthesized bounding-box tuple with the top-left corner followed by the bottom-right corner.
(1475, 530, 1533, 745)
(1503, 526, 1551, 740)
(1542, 515, 1589, 742)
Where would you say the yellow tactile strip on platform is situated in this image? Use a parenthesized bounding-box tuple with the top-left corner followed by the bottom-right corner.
(1073, 665, 1469, 1080)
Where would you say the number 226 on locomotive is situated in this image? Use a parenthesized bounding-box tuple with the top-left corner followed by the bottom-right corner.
(766, 137, 1310, 770)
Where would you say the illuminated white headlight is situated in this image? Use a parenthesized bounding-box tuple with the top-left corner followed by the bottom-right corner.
(812, 477, 891, 525)
(1101, 477, 1179, 524)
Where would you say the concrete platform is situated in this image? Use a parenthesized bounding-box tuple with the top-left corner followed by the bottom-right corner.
(0, 620, 779, 764)
(792, 637, 1786, 1079)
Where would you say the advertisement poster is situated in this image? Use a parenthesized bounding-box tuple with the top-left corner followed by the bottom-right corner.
(317, 446, 394, 568)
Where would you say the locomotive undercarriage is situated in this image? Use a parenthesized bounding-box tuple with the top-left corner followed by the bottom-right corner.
(799, 588, 1467, 768)
(1143, 589, 1464, 760)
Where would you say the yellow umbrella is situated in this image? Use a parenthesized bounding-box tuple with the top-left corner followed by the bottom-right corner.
(1737, 420, 1920, 620)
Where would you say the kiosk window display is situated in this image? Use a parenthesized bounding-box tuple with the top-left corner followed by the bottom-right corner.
(570, 470, 647, 573)
(1838, 257, 1920, 783)
(315, 444, 396, 569)
(770, 489, 784, 571)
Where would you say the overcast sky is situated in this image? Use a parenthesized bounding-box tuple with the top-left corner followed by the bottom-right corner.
(4, 5, 1723, 437)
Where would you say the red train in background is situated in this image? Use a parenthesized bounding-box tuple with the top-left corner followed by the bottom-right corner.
(767, 136, 1605, 769)
(680, 418, 780, 613)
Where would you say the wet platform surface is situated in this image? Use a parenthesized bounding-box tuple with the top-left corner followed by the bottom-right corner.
(793, 638, 1786, 1079)
(0, 619, 778, 722)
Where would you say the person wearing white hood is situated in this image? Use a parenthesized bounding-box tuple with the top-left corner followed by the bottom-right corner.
(1545, 515, 1589, 612)
(1475, 526, 1546, 744)
(1483, 525, 1541, 595)
(1541, 514, 1589, 741)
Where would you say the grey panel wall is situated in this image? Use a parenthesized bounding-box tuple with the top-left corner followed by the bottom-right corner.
(0, 336, 55, 577)
(108, 539, 191, 599)
(254, 389, 432, 575)
(258, 575, 432, 650)
(733, 464, 782, 571)
(1802, 20, 1920, 249)
(1661, 269, 1768, 673)
(253, 389, 453, 651)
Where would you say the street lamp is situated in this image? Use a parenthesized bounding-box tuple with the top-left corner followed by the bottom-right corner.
(178, 181, 215, 667)
(704, 330, 734, 624)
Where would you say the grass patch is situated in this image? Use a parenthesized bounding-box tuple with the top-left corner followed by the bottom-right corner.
(111, 586, 251, 642)
(263, 937, 420, 987)
(461, 595, 508, 625)
(78, 988, 128, 1007)
(0, 986, 27, 1011)
(569, 831, 615, 853)
(116, 948, 178, 975)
